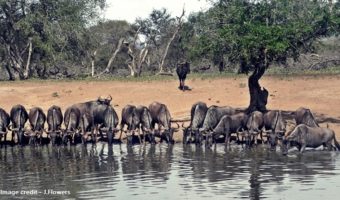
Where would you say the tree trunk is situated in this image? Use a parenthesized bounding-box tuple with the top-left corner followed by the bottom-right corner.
(96, 38, 124, 77)
(91, 50, 97, 77)
(246, 64, 268, 113)
(158, 10, 185, 73)
(23, 37, 33, 79)
(5, 62, 15, 81)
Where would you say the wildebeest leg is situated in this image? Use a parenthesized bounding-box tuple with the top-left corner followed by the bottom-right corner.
(300, 144, 306, 153)
(118, 124, 125, 142)
(137, 129, 142, 144)
(259, 130, 264, 144)
(224, 133, 230, 147)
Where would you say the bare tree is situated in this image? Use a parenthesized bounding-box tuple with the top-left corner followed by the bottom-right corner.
(158, 9, 185, 73)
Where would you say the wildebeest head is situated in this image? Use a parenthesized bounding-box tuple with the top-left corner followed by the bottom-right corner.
(268, 111, 286, 150)
(162, 123, 180, 144)
(182, 123, 194, 144)
(124, 129, 138, 145)
(97, 95, 112, 105)
(205, 130, 215, 149)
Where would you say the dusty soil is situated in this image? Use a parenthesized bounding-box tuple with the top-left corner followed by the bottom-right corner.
(1, 74, 340, 142)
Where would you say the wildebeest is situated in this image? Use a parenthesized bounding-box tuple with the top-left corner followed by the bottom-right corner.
(136, 105, 155, 144)
(206, 112, 248, 148)
(28, 107, 46, 145)
(99, 105, 119, 145)
(176, 61, 190, 91)
(70, 96, 113, 143)
(198, 105, 235, 145)
(46, 105, 63, 146)
(63, 106, 81, 145)
(0, 108, 10, 146)
(10, 105, 28, 145)
(120, 105, 141, 145)
(149, 102, 179, 144)
(183, 102, 208, 144)
(282, 124, 340, 154)
(263, 110, 286, 150)
(295, 107, 319, 127)
(244, 111, 264, 147)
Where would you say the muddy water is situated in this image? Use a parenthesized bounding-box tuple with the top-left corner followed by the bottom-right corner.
(0, 144, 340, 200)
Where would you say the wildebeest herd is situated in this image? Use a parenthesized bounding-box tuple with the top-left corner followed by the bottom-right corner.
(0, 96, 339, 155)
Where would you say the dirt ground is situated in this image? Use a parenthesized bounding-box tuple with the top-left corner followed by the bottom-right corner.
(1, 74, 340, 142)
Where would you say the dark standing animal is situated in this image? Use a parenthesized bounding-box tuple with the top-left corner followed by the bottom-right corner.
(176, 61, 190, 91)
(99, 105, 119, 145)
(183, 102, 208, 144)
(28, 107, 46, 145)
(282, 124, 340, 154)
(136, 105, 155, 144)
(120, 105, 141, 145)
(70, 96, 113, 144)
(10, 105, 28, 146)
(63, 106, 81, 145)
(46, 105, 63, 146)
(263, 110, 286, 150)
(0, 108, 10, 146)
(149, 102, 179, 144)
(206, 112, 248, 148)
(244, 111, 264, 147)
(198, 105, 235, 145)
(295, 107, 319, 127)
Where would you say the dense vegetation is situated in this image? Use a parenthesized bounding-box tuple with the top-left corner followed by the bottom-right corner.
(0, 0, 339, 111)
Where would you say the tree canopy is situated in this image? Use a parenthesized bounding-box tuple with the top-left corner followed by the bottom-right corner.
(181, 0, 339, 112)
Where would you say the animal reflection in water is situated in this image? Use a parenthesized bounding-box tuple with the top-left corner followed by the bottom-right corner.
(0, 144, 339, 200)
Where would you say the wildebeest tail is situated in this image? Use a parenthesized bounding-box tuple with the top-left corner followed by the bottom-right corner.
(51, 108, 57, 131)
(333, 136, 340, 151)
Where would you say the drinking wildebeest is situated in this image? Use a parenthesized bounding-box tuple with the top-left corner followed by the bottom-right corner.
(263, 110, 286, 150)
(99, 105, 119, 145)
(244, 111, 264, 147)
(176, 61, 190, 91)
(205, 112, 248, 148)
(70, 95, 113, 144)
(282, 124, 340, 154)
(0, 108, 10, 146)
(183, 102, 208, 144)
(120, 105, 141, 145)
(295, 107, 319, 127)
(63, 106, 82, 145)
(149, 101, 179, 144)
(198, 105, 235, 145)
(28, 107, 46, 145)
(46, 105, 63, 146)
(10, 105, 28, 146)
(136, 105, 155, 144)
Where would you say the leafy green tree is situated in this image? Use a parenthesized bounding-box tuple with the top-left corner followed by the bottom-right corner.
(186, 0, 339, 112)
(0, 0, 105, 80)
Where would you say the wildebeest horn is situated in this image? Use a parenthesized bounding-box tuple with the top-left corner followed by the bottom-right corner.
(11, 128, 19, 131)
(181, 123, 190, 129)
(175, 122, 180, 129)
(108, 95, 112, 101)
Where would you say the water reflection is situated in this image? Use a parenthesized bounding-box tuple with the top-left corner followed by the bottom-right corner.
(0, 144, 339, 199)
